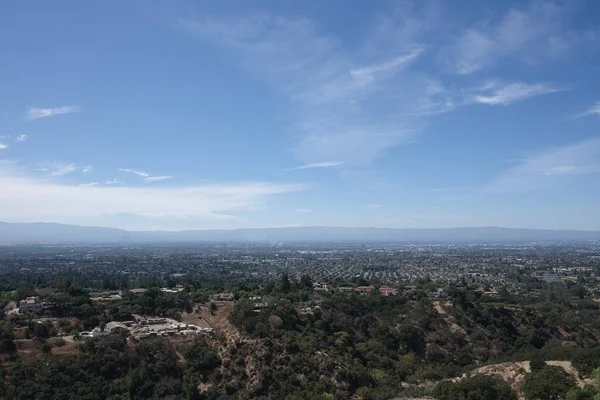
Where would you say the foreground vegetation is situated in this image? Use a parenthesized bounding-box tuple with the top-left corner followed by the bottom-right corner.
(2, 252, 600, 398)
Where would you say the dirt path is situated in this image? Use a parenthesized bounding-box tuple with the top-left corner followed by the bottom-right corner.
(459, 360, 591, 394)
(433, 301, 466, 335)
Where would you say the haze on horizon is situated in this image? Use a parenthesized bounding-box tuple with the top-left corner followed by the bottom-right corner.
(1, 0, 600, 231)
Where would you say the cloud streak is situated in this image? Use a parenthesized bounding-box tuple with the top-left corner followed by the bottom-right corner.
(120, 168, 174, 183)
(577, 101, 600, 118)
(487, 137, 600, 193)
(443, 1, 594, 74)
(0, 163, 303, 227)
(119, 168, 150, 177)
(472, 82, 563, 106)
(180, 6, 453, 165)
(288, 161, 342, 170)
(144, 176, 174, 182)
(38, 163, 78, 177)
(0, 143, 7, 150)
(105, 179, 126, 185)
(37, 163, 92, 177)
(27, 106, 79, 120)
(16, 134, 27, 142)
(294, 208, 312, 213)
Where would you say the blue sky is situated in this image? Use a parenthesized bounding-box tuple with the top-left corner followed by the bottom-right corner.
(1, 0, 600, 231)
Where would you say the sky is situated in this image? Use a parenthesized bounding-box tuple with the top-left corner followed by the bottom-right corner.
(1, 0, 600, 231)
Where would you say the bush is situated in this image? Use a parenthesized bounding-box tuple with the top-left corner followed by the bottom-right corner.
(523, 366, 577, 400)
(433, 375, 517, 400)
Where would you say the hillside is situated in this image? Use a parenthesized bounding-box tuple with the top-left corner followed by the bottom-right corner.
(2, 221, 600, 243)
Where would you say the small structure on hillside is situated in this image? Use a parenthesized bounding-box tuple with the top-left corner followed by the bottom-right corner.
(354, 286, 374, 295)
(379, 286, 398, 296)
(19, 296, 44, 313)
(212, 293, 234, 301)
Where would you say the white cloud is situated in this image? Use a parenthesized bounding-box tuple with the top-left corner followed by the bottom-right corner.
(294, 208, 312, 213)
(105, 179, 126, 185)
(27, 106, 79, 120)
(79, 182, 99, 187)
(487, 137, 600, 193)
(119, 168, 150, 177)
(0, 143, 7, 150)
(144, 176, 174, 182)
(0, 163, 303, 227)
(349, 47, 424, 81)
(364, 204, 382, 209)
(577, 101, 600, 118)
(181, 5, 454, 165)
(82, 166, 93, 173)
(443, 1, 594, 74)
(120, 168, 174, 182)
(16, 134, 28, 142)
(38, 163, 78, 177)
(472, 82, 563, 105)
(289, 161, 342, 170)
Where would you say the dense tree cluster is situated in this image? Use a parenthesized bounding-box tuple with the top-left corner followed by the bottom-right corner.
(2, 333, 221, 400)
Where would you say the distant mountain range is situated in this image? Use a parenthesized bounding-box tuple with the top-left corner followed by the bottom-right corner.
(1, 221, 600, 244)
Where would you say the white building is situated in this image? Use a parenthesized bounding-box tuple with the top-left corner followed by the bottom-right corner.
(19, 296, 43, 313)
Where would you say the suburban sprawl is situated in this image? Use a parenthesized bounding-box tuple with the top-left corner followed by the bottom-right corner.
(2, 242, 600, 399)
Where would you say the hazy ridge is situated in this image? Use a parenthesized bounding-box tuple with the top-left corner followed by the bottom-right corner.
(1, 221, 600, 243)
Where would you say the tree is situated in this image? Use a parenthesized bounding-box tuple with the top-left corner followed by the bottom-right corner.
(523, 366, 577, 400)
(300, 274, 313, 289)
(0, 320, 15, 353)
(433, 375, 517, 400)
(33, 321, 53, 339)
(280, 273, 291, 293)
(183, 338, 221, 378)
(530, 352, 546, 371)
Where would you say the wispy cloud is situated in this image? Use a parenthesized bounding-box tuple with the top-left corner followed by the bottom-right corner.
(487, 137, 600, 193)
(38, 163, 78, 177)
(26, 106, 79, 120)
(443, 1, 595, 74)
(79, 182, 99, 187)
(120, 168, 174, 182)
(180, 2, 591, 167)
(144, 176, 173, 183)
(0, 162, 303, 228)
(364, 204, 383, 209)
(105, 179, 126, 185)
(577, 101, 600, 118)
(37, 163, 92, 177)
(119, 168, 150, 177)
(289, 161, 342, 170)
(180, 5, 453, 165)
(16, 134, 28, 142)
(472, 81, 563, 106)
(0, 143, 7, 150)
(349, 47, 424, 82)
(294, 208, 312, 213)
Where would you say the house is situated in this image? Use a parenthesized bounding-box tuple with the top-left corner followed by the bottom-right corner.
(354, 286, 374, 295)
(90, 327, 107, 338)
(313, 287, 328, 293)
(129, 288, 148, 294)
(105, 321, 128, 333)
(212, 293, 235, 301)
(379, 286, 398, 296)
(19, 296, 43, 313)
(427, 288, 447, 299)
(337, 287, 353, 293)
